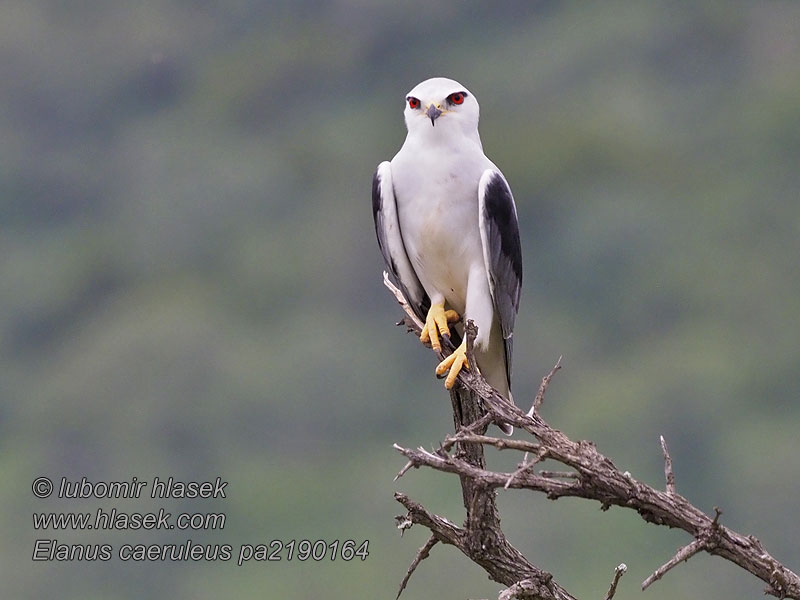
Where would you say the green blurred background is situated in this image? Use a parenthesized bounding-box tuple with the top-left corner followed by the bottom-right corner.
(3, 1, 799, 598)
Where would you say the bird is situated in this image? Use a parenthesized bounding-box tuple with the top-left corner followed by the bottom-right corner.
(372, 77, 522, 433)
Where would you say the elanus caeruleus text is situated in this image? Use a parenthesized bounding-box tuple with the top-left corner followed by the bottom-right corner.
(373, 77, 522, 431)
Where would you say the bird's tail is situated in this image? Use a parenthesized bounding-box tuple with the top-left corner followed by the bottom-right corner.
(478, 348, 514, 436)
(499, 393, 513, 436)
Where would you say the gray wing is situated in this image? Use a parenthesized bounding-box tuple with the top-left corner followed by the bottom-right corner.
(478, 170, 523, 388)
(372, 161, 429, 321)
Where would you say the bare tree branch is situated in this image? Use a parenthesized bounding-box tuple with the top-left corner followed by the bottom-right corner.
(384, 272, 424, 330)
(384, 273, 800, 599)
(451, 433, 541, 454)
(396, 535, 438, 599)
(660, 435, 676, 495)
(395, 492, 576, 600)
(642, 539, 704, 591)
(604, 564, 627, 600)
(529, 355, 562, 416)
(498, 578, 545, 600)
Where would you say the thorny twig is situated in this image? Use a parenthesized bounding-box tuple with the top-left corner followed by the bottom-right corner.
(384, 273, 800, 599)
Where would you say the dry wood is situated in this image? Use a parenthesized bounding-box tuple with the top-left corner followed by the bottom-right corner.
(604, 564, 627, 600)
(385, 274, 800, 599)
(660, 435, 676, 495)
(396, 535, 438, 600)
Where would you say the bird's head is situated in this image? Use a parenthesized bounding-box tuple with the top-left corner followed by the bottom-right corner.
(403, 77, 480, 140)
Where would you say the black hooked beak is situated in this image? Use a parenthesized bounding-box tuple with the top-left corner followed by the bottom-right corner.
(426, 104, 442, 126)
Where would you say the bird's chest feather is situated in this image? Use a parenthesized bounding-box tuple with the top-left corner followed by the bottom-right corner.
(393, 161, 484, 305)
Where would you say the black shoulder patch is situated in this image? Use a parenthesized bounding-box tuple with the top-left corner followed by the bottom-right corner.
(484, 174, 523, 282)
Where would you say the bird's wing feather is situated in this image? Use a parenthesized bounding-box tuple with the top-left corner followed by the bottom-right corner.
(478, 170, 523, 386)
(372, 161, 429, 321)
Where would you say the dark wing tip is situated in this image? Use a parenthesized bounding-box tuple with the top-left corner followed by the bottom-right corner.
(371, 168, 382, 222)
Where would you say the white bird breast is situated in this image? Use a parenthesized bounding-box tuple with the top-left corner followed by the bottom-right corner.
(391, 152, 489, 318)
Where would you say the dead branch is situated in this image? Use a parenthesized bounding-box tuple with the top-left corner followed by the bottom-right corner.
(660, 435, 676, 495)
(395, 492, 576, 600)
(396, 535, 438, 600)
(385, 274, 800, 599)
(529, 355, 562, 416)
(641, 539, 703, 591)
(499, 578, 546, 600)
(387, 276, 576, 600)
(604, 564, 628, 600)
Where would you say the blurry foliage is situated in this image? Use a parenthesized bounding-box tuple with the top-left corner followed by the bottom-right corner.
(1, 1, 799, 599)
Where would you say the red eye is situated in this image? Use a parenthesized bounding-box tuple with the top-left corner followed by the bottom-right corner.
(407, 97, 420, 109)
(448, 92, 465, 105)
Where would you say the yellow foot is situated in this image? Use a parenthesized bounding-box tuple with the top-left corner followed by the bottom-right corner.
(419, 303, 460, 351)
(435, 339, 469, 389)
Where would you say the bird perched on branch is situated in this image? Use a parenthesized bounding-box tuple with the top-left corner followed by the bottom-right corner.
(372, 77, 522, 433)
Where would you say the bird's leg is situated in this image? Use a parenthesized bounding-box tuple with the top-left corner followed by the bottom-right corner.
(435, 338, 469, 389)
(419, 303, 460, 351)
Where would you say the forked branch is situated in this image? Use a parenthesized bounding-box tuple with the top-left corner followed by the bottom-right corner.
(385, 274, 799, 599)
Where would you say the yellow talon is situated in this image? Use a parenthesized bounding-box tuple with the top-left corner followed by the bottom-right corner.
(443, 309, 460, 323)
(420, 303, 460, 351)
(436, 339, 469, 389)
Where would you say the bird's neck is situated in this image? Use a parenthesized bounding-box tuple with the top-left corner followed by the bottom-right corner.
(404, 127, 483, 153)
